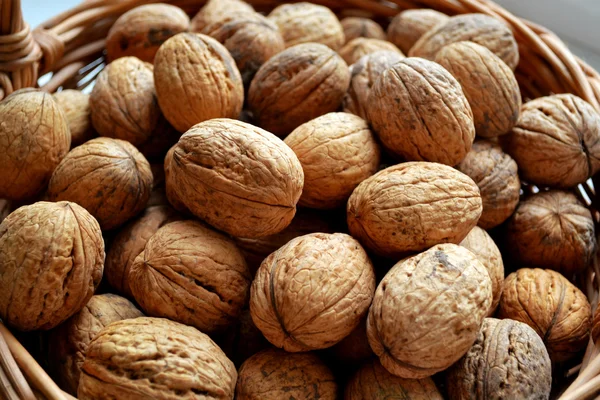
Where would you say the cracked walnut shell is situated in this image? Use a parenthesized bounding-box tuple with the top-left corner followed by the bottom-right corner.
(53, 90, 95, 147)
(338, 37, 403, 65)
(387, 9, 449, 54)
(341, 17, 386, 43)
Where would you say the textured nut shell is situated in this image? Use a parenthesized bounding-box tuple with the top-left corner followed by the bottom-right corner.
(367, 57, 475, 165)
(130, 220, 251, 333)
(250, 233, 376, 352)
(78, 317, 237, 399)
(456, 140, 520, 229)
(248, 43, 350, 137)
(503, 94, 600, 188)
(0, 201, 104, 331)
(387, 9, 449, 54)
(236, 348, 337, 400)
(339, 38, 403, 65)
(341, 17, 386, 43)
(154, 33, 244, 132)
(347, 162, 482, 258)
(447, 318, 552, 400)
(53, 90, 95, 147)
(163, 146, 189, 213)
(498, 268, 592, 362)
(284, 113, 381, 209)
(0, 89, 71, 201)
(410, 14, 519, 70)
(190, 0, 254, 32)
(47, 138, 153, 231)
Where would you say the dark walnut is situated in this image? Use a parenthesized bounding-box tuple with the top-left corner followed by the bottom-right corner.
(367, 244, 492, 379)
(250, 233, 376, 352)
(53, 90, 95, 147)
(387, 9, 449, 54)
(129, 220, 251, 333)
(456, 140, 520, 229)
(248, 43, 350, 137)
(341, 17, 386, 43)
(447, 318, 552, 400)
(154, 33, 244, 132)
(367, 57, 475, 166)
(191, 0, 254, 33)
(215, 309, 269, 367)
(78, 317, 237, 399)
(0, 89, 70, 201)
(498, 268, 592, 362)
(502, 94, 600, 188)
(330, 318, 374, 365)
(106, 3, 190, 63)
(47, 138, 153, 231)
(236, 348, 337, 400)
(338, 37, 403, 65)
(48, 294, 143, 395)
(0, 202, 104, 331)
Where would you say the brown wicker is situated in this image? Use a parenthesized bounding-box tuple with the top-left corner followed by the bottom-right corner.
(1, 0, 600, 399)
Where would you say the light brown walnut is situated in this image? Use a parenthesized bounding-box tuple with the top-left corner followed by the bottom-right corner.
(338, 37, 403, 65)
(190, 0, 254, 33)
(341, 17, 386, 43)
(53, 90, 96, 147)
(387, 9, 449, 54)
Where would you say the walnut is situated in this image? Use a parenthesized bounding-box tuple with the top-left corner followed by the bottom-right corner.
(347, 162, 482, 258)
(506, 190, 596, 276)
(284, 112, 381, 209)
(106, 4, 190, 63)
(0, 201, 104, 331)
(168, 119, 303, 237)
(0, 199, 11, 224)
(330, 318, 374, 365)
(53, 90, 96, 147)
(78, 317, 237, 399)
(366, 57, 475, 166)
(191, 0, 254, 33)
(338, 37, 403, 65)
(48, 294, 143, 395)
(236, 348, 337, 400)
(502, 94, 600, 188)
(268, 2, 345, 50)
(163, 146, 189, 213)
(456, 140, 520, 229)
(215, 309, 269, 367)
(341, 17, 386, 43)
(130, 220, 251, 333)
(410, 14, 519, 70)
(154, 33, 244, 132)
(447, 318, 552, 400)
(387, 9, 449, 54)
(250, 233, 376, 352)
(368, 244, 491, 379)
(0, 89, 70, 201)
(248, 43, 350, 137)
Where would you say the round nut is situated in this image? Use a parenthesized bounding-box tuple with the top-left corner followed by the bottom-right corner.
(191, 0, 254, 32)
(341, 17, 386, 43)
(250, 233, 376, 352)
(0, 201, 104, 331)
(216, 309, 270, 367)
(338, 37, 403, 65)
(53, 90, 95, 147)
(387, 9, 449, 54)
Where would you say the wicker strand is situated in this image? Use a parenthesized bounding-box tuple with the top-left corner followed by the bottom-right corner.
(0, 327, 34, 400)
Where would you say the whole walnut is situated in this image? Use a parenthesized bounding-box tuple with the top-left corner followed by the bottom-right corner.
(447, 318, 552, 400)
(341, 17, 386, 43)
(387, 9, 449, 54)
(130, 220, 251, 333)
(163, 146, 190, 214)
(250, 233, 376, 352)
(268, 2, 345, 50)
(191, 0, 254, 32)
(347, 162, 482, 258)
(215, 309, 269, 367)
(410, 14, 519, 70)
(284, 112, 381, 209)
(154, 33, 244, 132)
(367, 57, 475, 165)
(506, 190, 596, 276)
(47, 138, 153, 230)
(502, 94, 600, 188)
(456, 140, 520, 229)
(0, 89, 70, 201)
(498, 268, 592, 362)
(53, 90, 95, 147)
(0, 199, 11, 224)
(236, 348, 337, 400)
(330, 318, 374, 365)
(338, 37, 403, 65)
(0, 201, 104, 331)
(248, 43, 350, 137)
(48, 294, 143, 395)
(78, 317, 237, 399)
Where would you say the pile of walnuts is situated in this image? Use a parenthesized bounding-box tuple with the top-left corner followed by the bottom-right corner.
(1, 1, 600, 399)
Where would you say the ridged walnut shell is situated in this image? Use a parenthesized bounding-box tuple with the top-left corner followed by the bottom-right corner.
(341, 17, 386, 43)
(78, 317, 237, 399)
(0, 201, 104, 331)
(387, 9, 449, 54)
(366, 57, 475, 166)
(250, 233, 376, 352)
(53, 90, 95, 147)
(338, 37, 403, 65)
(190, 0, 254, 33)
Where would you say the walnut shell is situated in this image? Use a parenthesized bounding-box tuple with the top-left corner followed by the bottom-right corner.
(338, 37, 403, 65)
(387, 9, 449, 54)
(341, 17, 386, 43)
(236, 348, 337, 400)
(191, 0, 254, 32)
(368, 244, 492, 379)
(130, 220, 251, 333)
(154, 33, 244, 132)
(366, 57, 475, 165)
(163, 145, 189, 213)
(456, 140, 520, 229)
(447, 318, 552, 400)
(0, 201, 104, 331)
(0, 89, 70, 201)
(250, 233, 376, 352)
(410, 14, 519, 70)
(248, 43, 350, 137)
(347, 162, 482, 258)
(215, 309, 269, 367)
(78, 317, 237, 399)
(47, 138, 153, 231)
(502, 94, 600, 188)
(330, 318, 374, 365)
(53, 90, 95, 147)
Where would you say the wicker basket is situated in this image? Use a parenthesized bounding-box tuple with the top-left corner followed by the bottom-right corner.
(1, 0, 600, 399)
